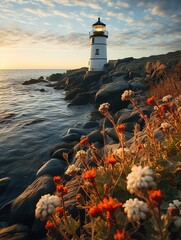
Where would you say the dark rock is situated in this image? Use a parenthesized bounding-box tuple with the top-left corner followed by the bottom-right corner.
(50, 142, 76, 156)
(47, 73, 64, 82)
(22, 78, 46, 85)
(117, 108, 151, 130)
(0, 177, 11, 192)
(68, 92, 90, 105)
(9, 175, 55, 226)
(87, 129, 103, 144)
(36, 159, 67, 178)
(67, 128, 90, 135)
(39, 88, 46, 92)
(105, 128, 118, 142)
(82, 121, 100, 129)
(52, 148, 70, 159)
(0, 224, 31, 240)
(95, 77, 129, 110)
(65, 88, 85, 101)
(83, 71, 104, 85)
(130, 82, 146, 91)
(62, 133, 80, 142)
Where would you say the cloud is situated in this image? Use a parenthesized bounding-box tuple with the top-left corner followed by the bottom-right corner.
(24, 8, 50, 17)
(0, 26, 88, 49)
(54, 10, 69, 18)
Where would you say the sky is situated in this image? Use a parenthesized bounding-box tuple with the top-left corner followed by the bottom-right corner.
(0, 0, 181, 69)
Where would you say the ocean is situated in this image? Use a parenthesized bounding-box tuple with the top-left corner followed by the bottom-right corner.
(0, 69, 92, 206)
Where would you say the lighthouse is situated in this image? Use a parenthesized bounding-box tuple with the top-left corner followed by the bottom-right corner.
(89, 17, 108, 71)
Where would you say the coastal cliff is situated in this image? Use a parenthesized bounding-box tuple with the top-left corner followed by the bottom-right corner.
(0, 50, 181, 240)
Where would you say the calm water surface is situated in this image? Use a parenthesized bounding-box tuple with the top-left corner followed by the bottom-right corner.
(0, 69, 92, 204)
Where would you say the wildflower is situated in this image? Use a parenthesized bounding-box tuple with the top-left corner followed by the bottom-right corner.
(160, 122, 171, 130)
(146, 96, 156, 105)
(56, 207, 63, 214)
(160, 103, 172, 113)
(106, 153, 117, 165)
(98, 102, 110, 114)
(88, 205, 102, 217)
(45, 220, 54, 230)
(114, 229, 131, 240)
(75, 150, 87, 161)
(138, 144, 145, 150)
(123, 198, 148, 222)
(82, 168, 96, 181)
(121, 90, 134, 101)
(35, 194, 61, 221)
(65, 164, 81, 176)
(167, 200, 181, 216)
(127, 165, 157, 194)
(56, 184, 67, 195)
(76, 193, 84, 205)
(113, 148, 130, 159)
(162, 95, 173, 102)
(116, 124, 125, 133)
(53, 176, 61, 185)
(154, 106, 159, 111)
(149, 189, 164, 207)
(98, 196, 123, 212)
(80, 136, 89, 146)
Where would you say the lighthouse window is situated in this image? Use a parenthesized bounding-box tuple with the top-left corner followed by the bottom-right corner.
(95, 49, 99, 55)
(92, 38, 94, 44)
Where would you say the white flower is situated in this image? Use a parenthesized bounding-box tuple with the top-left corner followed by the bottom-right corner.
(98, 102, 110, 114)
(162, 95, 173, 102)
(154, 106, 159, 111)
(75, 150, 87, 161)
(35, 194, 61, 221)
(127, 165, 157, 194)
(123, 198, 149, 222)
(160, 122, 171, 130)
(113, 148, 130, 159)
(121, 90, 134, 101)
(168, 200, 181, 215)
(65, 164, 81, 176)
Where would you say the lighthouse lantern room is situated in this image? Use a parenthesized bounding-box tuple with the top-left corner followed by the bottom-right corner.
(89, 18, 108, 72)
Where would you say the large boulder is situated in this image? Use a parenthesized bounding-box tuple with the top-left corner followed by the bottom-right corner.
(36, 158, 67, 178)
(0, 224, 31, 240)
(68, 92, 90, 105)
(95, 76, 129, 110)
(9, 175, 55, 226)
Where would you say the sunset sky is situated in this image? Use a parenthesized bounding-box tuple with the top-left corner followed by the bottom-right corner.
(0, 0, 181, 69)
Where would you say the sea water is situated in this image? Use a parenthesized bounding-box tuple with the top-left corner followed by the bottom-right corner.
(0, 69, 92, 205)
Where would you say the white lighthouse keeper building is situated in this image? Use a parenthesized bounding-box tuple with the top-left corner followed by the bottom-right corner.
(89, 18, 108, 71)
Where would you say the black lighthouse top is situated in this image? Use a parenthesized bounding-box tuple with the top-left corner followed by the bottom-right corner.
(93, 17, 106, 27)
(90, 17, 108, 38)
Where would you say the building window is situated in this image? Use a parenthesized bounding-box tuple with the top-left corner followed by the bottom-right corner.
(95, 49, 99, 55)
(92, 38, 94, 44)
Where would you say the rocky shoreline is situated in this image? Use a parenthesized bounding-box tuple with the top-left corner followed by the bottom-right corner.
(0, 50, 181, 239)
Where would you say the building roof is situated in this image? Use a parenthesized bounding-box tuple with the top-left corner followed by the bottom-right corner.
(93, 17, 106, 26)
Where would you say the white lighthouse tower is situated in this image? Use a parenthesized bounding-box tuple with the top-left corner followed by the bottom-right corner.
(89, 17, 108, 71)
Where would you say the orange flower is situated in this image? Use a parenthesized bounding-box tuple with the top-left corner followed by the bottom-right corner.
(53, 176, 61, 185)
(146, 96, 156, 105)
(56, 207, 63, 216)
(45, 220, 54, 230)
(80, 136, 89, 146)
(117, 124, 125, 133)
(98, 197, 123, 212)
(106, 153, 117, 165)
(82, 168, 96, 181)
(114, 230, 131, 240)
(160, 103, 173, 113)
(56, 184, 67, 195)
(149, 189, 164, 207)
(88, 205, 102, 217)
(138, 144, 145, 150)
